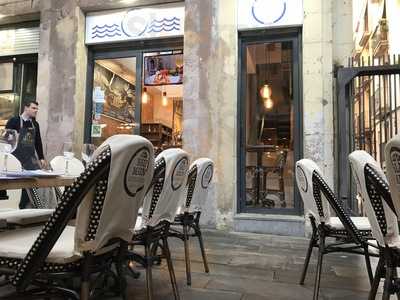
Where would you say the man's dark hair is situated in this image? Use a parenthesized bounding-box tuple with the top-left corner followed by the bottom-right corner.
(24, 100, 39, 107)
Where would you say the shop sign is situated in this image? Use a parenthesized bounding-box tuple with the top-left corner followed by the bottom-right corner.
(238, 0, 303, 30)
(85, 3, 184, 45)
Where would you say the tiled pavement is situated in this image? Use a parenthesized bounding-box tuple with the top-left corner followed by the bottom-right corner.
(0, 229, 383, 299)
(119, 229, 381, 300)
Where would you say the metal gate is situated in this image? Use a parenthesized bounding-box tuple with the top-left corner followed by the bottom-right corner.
(336, 55, 400, 215)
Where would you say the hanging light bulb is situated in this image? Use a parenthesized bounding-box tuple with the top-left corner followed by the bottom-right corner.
(259, 84, 272, 99)
(142, 87, 149, 104)
(263, 97, 274, 109)
(162, 91, 168, 106)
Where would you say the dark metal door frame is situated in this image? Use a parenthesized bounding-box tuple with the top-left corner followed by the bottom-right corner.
(336, 63, 400, 214)
(237, 28, 303, 215)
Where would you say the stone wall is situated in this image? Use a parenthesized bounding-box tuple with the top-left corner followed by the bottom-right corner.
(183, 0, 237, 229)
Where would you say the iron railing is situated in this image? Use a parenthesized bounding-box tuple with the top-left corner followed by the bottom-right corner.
(336, 55, 400, 215)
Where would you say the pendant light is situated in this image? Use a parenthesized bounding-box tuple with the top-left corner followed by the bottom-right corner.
(259, 43, 274, 110)
(162, 89, 168, 106)
(142, 87, 149, 104)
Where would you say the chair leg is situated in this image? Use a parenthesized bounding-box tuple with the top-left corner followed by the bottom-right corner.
(195, 224, 209, 273)
(80, 255, 91, 300)
(183, 224, 192, 286)
(145, 243, 153, 300)
(369, 256, 384, 300)
(116, 243, 128, 300)
(363, 244, 374, 285)
(313, 234, 325, 300)
(299, 231, 316, 285)
(382, 258, 393, 300)
(163, 237, 180, 300)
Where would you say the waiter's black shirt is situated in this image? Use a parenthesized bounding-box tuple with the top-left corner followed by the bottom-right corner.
(5, 116, 44, 160)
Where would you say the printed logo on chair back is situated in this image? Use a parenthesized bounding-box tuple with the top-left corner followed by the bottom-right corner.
(390, 147, 400, 184)
(201, 164, 213, 189)
(124, 147, 151, 197)
(171, 157, 189, 190)
(296, 165, 308, 192)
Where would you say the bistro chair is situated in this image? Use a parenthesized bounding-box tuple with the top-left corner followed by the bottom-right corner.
(50, 156, 85, 201)
(349, 150, 400, 300)
(170, 158, 214, 285)
(0, 134, 154, 299)
(0, 153, 54, 226)
(384, 134, 400, 217)
(296, 159, 375, 300)
(129, 148, 189, 300)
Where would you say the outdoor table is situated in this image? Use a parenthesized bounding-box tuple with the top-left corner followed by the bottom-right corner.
(0, 176, 75, 190)
(246, 144, 276, 206)
(0, 175, 76, 227)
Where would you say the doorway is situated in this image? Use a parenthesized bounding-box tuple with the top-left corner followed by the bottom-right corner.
(238, 30, 302, 215)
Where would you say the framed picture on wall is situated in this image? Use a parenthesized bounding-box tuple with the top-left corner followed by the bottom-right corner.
(93, 62, 136, 123)
(144, 53, 183, 86)
(0, 63, 14, 93)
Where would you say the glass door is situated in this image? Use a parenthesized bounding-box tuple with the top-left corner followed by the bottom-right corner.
(89, 55, 139, 146)
(238, 31, 302, 214)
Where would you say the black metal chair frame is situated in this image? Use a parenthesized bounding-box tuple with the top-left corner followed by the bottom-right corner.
(0, 147, 128, 300)
(169, 165, 209, 286)
(363, 164, 400, 300)
(300, 171, 377, 300)
(128, 157, 180, 300)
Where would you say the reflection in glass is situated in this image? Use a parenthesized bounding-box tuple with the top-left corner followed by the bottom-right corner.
(244, 41, 294, 210)
(91, 57, 137, 146)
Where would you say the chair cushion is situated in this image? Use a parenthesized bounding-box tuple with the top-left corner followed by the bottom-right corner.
(326, 216, 371, 231)
(0, 209, 54, 226)
(0, 225, 80, 264)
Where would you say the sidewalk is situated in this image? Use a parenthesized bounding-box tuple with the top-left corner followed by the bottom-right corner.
(122, 229, 378, 300)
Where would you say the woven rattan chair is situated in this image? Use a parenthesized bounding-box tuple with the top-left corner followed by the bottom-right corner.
(170, 158, 214, 285)
(130, 148, 189, 300)
(50, 156, 85, 202)
(349, 150, 400, 300)
(0, 135, 154, 299)
(296, 159, 375, 300)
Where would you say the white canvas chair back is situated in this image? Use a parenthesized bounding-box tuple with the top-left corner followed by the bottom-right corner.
(75, 135, 154, 252)
(0, 153, 21, 209)
(180, 158, 214, 213)
(50, 156, 84, 176)
(141, 148, 189, 227)
(295, 159, 331, 224)
(384, 134, 400, 219)
(349, 150, 399, 247)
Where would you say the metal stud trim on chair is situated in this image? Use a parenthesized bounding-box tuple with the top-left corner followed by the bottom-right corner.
(11, 147, 112, 291)
(362, 163, 400, 300)
(296, 160, 375, 300)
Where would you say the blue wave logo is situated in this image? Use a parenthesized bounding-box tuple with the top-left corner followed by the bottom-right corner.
(92, 24, 122, 38)
(147, 17, 180, 33)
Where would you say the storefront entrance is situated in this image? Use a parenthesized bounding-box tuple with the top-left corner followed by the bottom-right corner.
(85, 39, 183, 153)
(238, 30, 302, 215)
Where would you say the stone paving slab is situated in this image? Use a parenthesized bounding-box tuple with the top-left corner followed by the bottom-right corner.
(0, 229, 386, 299)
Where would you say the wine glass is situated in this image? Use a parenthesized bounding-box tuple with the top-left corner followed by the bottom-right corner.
(63, 142, 74, 175)
(81, 143, 96, 166)
(0, 129, 18, 173)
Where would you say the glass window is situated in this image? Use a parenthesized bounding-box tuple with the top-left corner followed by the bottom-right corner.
(0, 58, 37, 128)
(91, 57, 137, 146)
(243, 41, 296, 211)
(140, 50, 183, 154)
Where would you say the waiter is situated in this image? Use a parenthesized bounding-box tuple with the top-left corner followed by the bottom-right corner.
(6, 100, 46, 208)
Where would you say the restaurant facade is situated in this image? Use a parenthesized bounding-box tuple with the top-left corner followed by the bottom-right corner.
(0, 0, 353, 236)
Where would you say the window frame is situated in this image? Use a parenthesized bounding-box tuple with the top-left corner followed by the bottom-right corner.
(237, 28, 303, 215)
